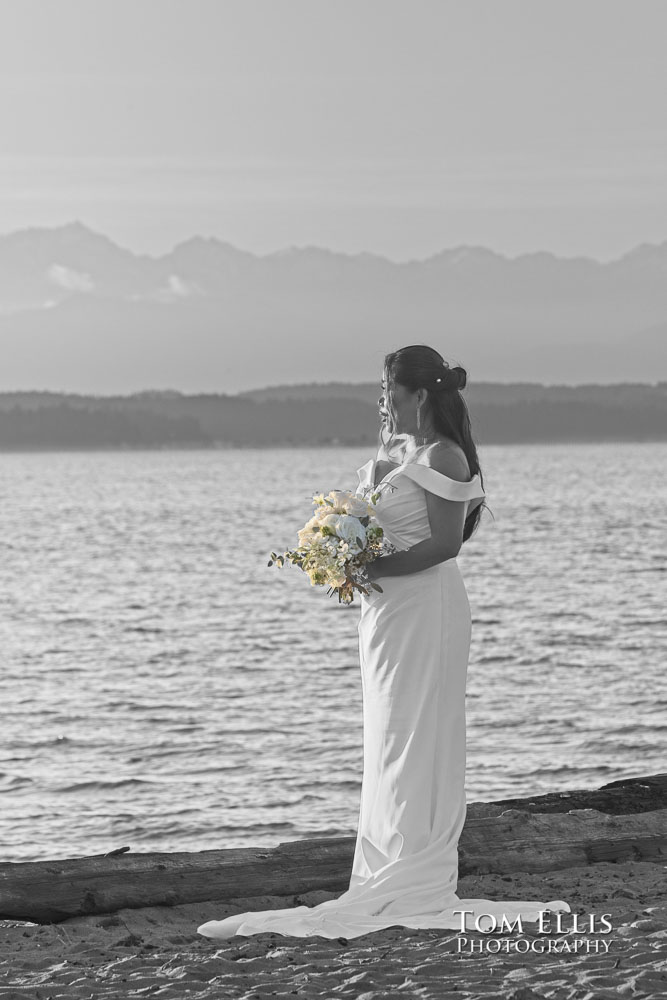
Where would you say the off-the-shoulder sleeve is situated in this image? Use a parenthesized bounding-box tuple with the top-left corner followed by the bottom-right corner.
(399, 464, 485, 502)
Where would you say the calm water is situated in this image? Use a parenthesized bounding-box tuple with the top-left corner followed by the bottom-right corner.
(1, 443, 665, 862)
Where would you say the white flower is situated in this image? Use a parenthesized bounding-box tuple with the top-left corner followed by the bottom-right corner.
(319, 512, 341, 532)
(326, 490, 349, 512)
(336, 515, 366, 548)
(297, 515, 321, 545)
(343, 494, 374, 517)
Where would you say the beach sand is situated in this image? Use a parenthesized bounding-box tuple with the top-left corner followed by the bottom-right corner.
(2, 859, 666, 999)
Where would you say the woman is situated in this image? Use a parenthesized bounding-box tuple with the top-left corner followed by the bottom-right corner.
(198, 344, 570, 940)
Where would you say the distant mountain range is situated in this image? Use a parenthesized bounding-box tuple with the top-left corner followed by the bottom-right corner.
(0, 221, 665, 392)
(0, 381, 664, 449)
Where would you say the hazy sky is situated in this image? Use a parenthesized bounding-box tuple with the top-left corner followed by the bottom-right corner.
(1, 0, 665, 261)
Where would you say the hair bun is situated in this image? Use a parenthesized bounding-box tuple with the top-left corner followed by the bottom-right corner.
(431, 362, 466, 391)
(451, 365, 467, 390)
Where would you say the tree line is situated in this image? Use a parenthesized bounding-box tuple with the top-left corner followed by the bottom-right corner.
(0, 383, 664, 449)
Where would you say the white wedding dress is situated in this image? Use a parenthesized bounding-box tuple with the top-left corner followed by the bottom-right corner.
(198, 453, 570, 940)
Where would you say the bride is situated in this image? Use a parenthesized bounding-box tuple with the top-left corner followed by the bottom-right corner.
(198, 344, 570, 940)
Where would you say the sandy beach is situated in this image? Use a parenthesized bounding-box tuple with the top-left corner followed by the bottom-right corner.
(2, 858, 666, 999)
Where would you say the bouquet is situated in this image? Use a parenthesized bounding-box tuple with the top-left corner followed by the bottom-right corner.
(268, 484, 397, 604)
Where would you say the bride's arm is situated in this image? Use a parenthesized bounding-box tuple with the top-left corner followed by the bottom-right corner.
(366, 497, 467, 578)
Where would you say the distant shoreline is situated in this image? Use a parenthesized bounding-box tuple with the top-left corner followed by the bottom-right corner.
(0, 383, 664, 448)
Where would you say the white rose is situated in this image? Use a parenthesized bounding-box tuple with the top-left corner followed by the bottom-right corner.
(343, 495, 374, 518)
(329, 490, 358, 512)
(336, 515, 366, 548)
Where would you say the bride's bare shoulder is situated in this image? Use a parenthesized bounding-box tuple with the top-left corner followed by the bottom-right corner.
(423, 439, 471, 481)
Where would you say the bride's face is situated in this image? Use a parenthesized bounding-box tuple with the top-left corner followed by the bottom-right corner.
(378, 371, 418, 435)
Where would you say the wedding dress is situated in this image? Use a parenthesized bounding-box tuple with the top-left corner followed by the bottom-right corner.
(198, 452, 570, 940)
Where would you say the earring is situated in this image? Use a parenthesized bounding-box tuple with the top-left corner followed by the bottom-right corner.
(416, 405, 421, 432)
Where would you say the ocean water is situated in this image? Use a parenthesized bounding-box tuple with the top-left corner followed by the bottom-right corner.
(1, 443, 665, 862)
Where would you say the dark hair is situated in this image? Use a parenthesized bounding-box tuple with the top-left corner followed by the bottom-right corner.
(382, 344, 487, 543)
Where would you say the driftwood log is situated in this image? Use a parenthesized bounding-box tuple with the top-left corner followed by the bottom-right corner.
(1, 773, 665, 924)
(467, 771, 667, 817)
